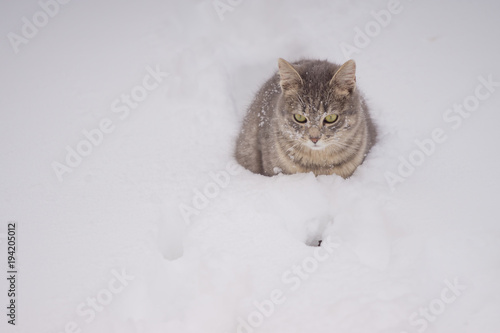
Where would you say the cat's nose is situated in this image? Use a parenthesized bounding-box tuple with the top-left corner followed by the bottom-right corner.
(310, 137, 320, 144)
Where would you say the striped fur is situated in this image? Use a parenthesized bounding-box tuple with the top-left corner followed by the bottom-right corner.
(235, 58, 376, 178)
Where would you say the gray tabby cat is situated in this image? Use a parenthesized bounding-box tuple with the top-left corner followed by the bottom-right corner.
(235, 58, 376, 178)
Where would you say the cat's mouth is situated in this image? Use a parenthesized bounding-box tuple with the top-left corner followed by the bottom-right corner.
(304, 140, 326, 150)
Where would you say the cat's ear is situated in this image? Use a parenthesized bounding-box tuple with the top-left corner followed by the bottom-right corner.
(330, 59, 356, 96)
(278, 58, 303, 92)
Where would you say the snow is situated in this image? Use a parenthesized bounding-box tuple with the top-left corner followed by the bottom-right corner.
(1, 0, 500, 332)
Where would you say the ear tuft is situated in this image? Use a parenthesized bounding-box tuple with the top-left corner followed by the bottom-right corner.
(278, 58, 303, 92)
(330, 59, 356, 96)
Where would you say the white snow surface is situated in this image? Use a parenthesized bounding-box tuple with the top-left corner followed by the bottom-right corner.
(1, 0, 500, 332)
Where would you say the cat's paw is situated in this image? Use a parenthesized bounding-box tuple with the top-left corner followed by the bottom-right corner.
(272, 167, 283, 175)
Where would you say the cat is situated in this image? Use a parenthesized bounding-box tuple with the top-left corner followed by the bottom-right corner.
(235, 58, 376, 178)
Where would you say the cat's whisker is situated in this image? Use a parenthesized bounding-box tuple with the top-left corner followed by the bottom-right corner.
(327, 139, 361, 152)
(326, 139, 350, 149)
(286, 142, 301, 152)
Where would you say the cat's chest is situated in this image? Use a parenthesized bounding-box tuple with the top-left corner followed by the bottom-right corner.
(275, 145, 334, 173)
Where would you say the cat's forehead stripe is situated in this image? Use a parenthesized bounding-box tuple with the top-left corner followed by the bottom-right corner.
(302, 97, 327, 116)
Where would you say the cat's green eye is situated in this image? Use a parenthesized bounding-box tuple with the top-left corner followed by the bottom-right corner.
(324, 114, 338, 124)
(294, 114, 307, 123)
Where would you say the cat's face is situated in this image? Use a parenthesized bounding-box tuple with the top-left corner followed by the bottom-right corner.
(276, 59, 361, 152)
